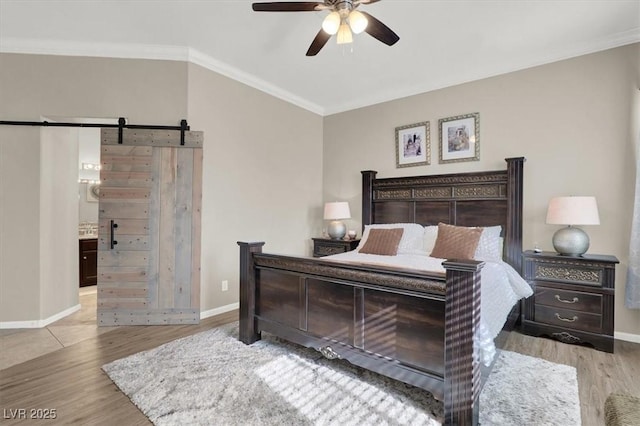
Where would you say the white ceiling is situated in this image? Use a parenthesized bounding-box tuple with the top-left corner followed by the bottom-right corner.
(1, 0, 639, 115)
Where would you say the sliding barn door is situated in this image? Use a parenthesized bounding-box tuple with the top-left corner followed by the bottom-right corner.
(97, 128, 203, 326)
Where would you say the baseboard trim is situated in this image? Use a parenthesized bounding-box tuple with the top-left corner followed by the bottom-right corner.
(0, 304, 81, 329)
(614, 331, 640, 344)
(200, 303, 239, 320)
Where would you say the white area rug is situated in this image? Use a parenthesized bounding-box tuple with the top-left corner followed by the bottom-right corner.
(102, 323, 580, 425)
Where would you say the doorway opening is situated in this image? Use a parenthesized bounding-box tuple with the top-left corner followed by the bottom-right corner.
(1, 117, 201, 330)
(40, 117, 118, 326)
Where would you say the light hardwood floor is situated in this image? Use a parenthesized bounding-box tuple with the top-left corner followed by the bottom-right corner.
(503, 331, 640, 425)
(0, 309, 237, 425)
(1, 308, 638, 425)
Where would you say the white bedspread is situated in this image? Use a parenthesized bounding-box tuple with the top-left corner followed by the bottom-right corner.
(324, 251, 533, 365)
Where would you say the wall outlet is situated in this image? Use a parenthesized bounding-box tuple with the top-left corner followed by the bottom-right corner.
(221, 280, 229, 291)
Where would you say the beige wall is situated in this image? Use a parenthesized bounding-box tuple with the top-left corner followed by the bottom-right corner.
(0, 53, 189, 322)
(0, 125, 41, 322)
(1, 45, 637, 337)
(323, 43, 640, 336)
(0, 53, 323, 323)
(187, 63, 323, 311)
(39, 127, 80, 319)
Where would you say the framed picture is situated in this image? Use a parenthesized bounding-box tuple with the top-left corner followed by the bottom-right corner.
(438, 113, 480, 164)
(87, 183, 100, 202)
(395, 121, 430, 168)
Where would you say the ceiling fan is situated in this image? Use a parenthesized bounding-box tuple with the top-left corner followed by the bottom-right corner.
(252, 0, 399, 56)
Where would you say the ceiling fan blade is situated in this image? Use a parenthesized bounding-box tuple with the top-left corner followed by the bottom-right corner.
(252, 2, 322, 12)
(355, 0, 381, 5)
(359, 11, 399, 46)
(306, 29, 331, 56)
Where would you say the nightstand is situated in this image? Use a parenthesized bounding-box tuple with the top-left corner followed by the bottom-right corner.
(312, 238, 360, 257)
(521, 250, 618, 352)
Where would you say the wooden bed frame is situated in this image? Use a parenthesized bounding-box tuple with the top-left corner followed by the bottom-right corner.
(238, 157, 525, 425)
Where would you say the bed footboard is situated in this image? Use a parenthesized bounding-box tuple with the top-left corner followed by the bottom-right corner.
(238, 242, 484, 426)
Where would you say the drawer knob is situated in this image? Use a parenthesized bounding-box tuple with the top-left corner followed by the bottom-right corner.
(555, 295, 579, 304)
(555, 313, 578, 323)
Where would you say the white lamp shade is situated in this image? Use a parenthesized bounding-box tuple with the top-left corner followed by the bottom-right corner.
(322, 11, 341, 35)
(546, 196, 600, 225)
(324, 202, 351, 220)
(336, 22, 353, 44)
(348, 10, 368, 34)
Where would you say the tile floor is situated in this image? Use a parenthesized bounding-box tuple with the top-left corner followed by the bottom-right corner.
(0, 286, 114, 370)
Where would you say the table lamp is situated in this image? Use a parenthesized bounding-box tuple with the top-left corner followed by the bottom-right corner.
(546, 196, 600, 256)
(324, 202, 351, 240)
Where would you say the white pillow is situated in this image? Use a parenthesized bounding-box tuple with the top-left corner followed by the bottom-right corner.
(357, 223, 425, 255)
(474, 225, 503, 262)
(424, 225, 439, 254)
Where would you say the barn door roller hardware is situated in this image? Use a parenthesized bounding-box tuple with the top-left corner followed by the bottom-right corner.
(0, 117, 190, 145)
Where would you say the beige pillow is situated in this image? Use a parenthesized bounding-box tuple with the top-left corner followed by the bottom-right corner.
(430, 223, 483, 260)
(358, 228, 404, 256)
(357, 223, 425, 255)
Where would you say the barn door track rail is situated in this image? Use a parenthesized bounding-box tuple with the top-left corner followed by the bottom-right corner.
(0, 117, 190, 145)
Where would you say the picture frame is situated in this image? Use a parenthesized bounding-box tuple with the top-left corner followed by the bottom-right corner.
(395, 121, 430, 168)
(438, 113, 480, 164)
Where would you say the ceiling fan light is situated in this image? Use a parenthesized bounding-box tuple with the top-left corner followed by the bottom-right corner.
(322, 11, 341, 35)
(348, 10, 368, 34)
(336, 22, 353, 44)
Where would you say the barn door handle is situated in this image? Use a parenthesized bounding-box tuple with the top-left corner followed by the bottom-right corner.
(110, 220, 118, 249)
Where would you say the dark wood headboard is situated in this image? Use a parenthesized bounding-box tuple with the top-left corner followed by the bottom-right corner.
(361, 157, 525, 272)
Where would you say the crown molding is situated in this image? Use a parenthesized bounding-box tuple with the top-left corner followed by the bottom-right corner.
(0, 37, 189, 61)
(187, 48, 324, 115)
(0, 37, 325, 116)
(1, 28, 638, 117)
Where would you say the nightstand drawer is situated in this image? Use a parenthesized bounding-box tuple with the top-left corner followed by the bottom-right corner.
(314, 244, 349, 257)
(535, 286, 602, 313)
(533, 263, 603, 286)
(535, 305, 602, 334)
(312, 238, 360, 258)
